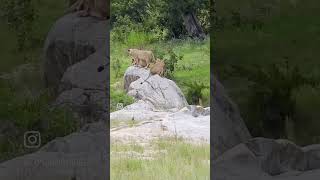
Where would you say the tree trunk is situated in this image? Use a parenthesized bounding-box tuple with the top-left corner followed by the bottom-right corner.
(199, 98, 203, 106)
(183, 12, 205, 40)
(285, 116, 295, 141)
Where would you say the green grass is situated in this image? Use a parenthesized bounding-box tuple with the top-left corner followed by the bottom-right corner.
(111, 138, 210, 180)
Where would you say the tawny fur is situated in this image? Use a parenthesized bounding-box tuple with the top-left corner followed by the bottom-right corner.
(131, 57, 139, 66)
(149, 59, 165, 76)
(127, 48, 155, 68)
(140, 59, 165, 84)
(67, 0, 109, 20)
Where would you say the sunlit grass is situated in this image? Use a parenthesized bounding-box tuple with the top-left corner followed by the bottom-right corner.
(111, 137, 210, 180)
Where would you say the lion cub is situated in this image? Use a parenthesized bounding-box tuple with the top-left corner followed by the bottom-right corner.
(128, 48, 155, 68)
(140, 59, 165, 84)
(150, 59, 165, 76)
(68, 0, 109, 20)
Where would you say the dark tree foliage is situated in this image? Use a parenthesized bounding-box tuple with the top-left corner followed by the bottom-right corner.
(0, 0, 38, 51)
(111, 0, 210, 39)
(229, 61, 319, 138)
(184, 81, 209, 105)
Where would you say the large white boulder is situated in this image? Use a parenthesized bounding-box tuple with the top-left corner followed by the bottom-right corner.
(124, 66, 188, 111)
(110, 106, 210, 144)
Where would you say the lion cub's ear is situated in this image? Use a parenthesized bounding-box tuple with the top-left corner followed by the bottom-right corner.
(156, 58, 164, 63)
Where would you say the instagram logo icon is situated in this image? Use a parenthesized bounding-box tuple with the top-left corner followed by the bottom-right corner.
(24, 131, 41, 148)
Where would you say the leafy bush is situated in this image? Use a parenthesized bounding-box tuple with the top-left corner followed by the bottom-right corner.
(163, 49, 183, 79)
(183, 81, 209, 105)
(110, 89, 135, 112)
(111, 15, 159, 46)
(112, 58, 122, 78)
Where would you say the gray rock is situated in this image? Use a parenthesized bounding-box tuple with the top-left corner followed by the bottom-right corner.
(59, 49, 108, 92)
(43, 13, 108, 94)
(123, 100, 155, 111)
(303, 144, 320, 170)
(211, 75, 252, 159)
(274, 169, 320, 180)
(49, 13, 109, 123)
(0, 122, 108, 180)
(111, 108, 210, 143)
(53, 48, 109, 123)
(126, 68, 188, 110)
(123, 66, 149, 92)
(213, 137, 320, 180)
(213, 143, 271, 180)
(244, 138, 307, 175)
(110, 107, 168, 122)
(186, 105, 210, 117)
(54, 88, 87, 107)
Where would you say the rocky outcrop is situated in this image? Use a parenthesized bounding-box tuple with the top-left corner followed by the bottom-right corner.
(111, 104, 210, 144)
(212, 138, 320, 180)
(123, 66, 146, 92)
(54, 48, 109, 124)
(43, 13, 108, 94)
(124, 66, 188, 111)
(211, 75, 252, 159)
(44, 13, 109, 123)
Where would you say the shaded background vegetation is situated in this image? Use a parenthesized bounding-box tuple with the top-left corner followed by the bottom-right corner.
(212, 0, 320, 145)
(111, 0, 210, 41)
(0, 0, 78, 161)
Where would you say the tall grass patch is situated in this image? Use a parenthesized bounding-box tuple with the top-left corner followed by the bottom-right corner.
(111, 138, 210, 180)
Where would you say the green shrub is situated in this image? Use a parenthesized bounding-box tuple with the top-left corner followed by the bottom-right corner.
(111, 58, 122, 78)
(183, 81, 209, 105)
(110, 89, 135, 112)
(163, 49, 183, 79)
(111, 15, 158, 46)
(111, 15, 141, 42)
